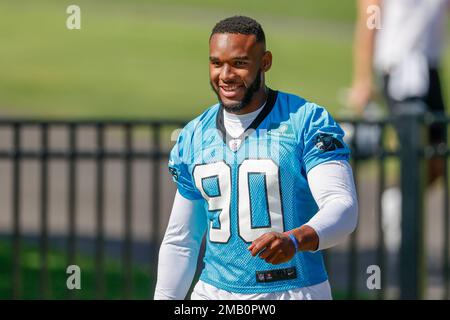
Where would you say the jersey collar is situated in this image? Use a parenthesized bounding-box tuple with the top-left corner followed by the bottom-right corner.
(216, 88, 278, 152)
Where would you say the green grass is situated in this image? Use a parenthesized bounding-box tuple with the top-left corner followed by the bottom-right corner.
(0, 239, 154, 300)
(1, 0, 449, 120)
(0, 0, 354, 119)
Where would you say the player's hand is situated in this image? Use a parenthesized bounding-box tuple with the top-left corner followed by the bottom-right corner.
(347, 81, 373, 115)
(247, 232, 296, 265)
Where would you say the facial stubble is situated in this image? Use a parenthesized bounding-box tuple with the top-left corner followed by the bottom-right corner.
(210, 69, 262, 113)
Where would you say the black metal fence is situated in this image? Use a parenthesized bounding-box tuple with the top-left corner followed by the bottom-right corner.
(0, 119, 184, 299)
(340, 113, 449, 300)
(0, 114, 448, 300)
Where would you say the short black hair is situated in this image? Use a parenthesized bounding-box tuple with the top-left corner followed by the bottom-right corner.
(210, 16, 265, 44)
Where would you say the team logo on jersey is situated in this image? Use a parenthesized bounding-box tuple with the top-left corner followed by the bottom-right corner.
(168, 166, 179, 181)
(314, 133, 344, 152)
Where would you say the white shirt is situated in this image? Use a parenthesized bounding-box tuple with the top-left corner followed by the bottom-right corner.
(374, 0, 448, 71)
(222, 102, 265, 138)
(374, 0, 448, 100)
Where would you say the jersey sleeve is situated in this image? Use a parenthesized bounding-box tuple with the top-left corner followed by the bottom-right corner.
(168, 128, 203, 200)
(300, 103, 350, 173)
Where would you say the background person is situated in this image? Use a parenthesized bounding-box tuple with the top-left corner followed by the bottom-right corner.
(348, 0, 449, 252)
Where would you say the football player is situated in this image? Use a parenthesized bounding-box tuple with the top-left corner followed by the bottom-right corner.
(154, 16, 358, 300)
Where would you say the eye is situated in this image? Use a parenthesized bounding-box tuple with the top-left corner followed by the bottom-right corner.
(234, 61, 247, 67)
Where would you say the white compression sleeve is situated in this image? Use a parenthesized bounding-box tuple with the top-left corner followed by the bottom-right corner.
(154, 191, 206, 300)
(305, 160, 358, 251)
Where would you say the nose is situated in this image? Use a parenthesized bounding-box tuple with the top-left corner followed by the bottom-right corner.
(219, 64, 235, 83)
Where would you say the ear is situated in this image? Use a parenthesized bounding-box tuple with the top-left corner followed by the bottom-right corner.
(261, 51, 272, 72)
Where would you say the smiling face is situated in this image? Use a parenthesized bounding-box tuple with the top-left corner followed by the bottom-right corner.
(209, 32, 272, 114)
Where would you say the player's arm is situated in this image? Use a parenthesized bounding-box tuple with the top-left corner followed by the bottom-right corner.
(303, 160, 358, 250)
(348, 0, 380, 113)
(249, 160, 358, 264)
(154, 191, 206, 300)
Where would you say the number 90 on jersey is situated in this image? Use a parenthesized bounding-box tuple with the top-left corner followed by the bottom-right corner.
(193, 159, 284, 243)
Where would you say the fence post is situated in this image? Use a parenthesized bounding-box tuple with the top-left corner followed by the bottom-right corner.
(398, 112, 425, 299)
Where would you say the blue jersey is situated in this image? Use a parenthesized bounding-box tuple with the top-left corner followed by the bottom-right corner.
(168, 89, 350, 293)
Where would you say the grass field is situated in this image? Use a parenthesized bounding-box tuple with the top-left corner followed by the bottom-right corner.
(0, 0, 358, 119)
(1, 1, 449, 120)
(1, 0, 448, 120)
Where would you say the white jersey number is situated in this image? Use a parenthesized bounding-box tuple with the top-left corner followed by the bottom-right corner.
(193, 159, 284, 243)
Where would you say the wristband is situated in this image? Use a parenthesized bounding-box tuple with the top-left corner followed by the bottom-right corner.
(288, 233, 299, 253)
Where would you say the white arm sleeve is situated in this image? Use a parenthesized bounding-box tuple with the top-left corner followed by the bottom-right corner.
(154, 191, 206, 300)
(305, 160, 358, 251)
